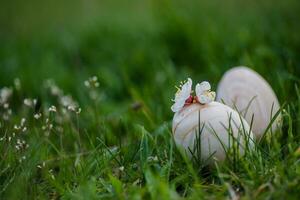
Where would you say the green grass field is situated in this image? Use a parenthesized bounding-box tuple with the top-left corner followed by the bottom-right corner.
(0, 0, 300, 199)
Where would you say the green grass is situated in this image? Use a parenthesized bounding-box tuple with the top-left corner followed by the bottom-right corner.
(0, 0, 300, 199)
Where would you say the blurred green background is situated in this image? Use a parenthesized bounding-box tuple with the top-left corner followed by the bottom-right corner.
(1, 0, 299, 101)
(1, 0, 299, 136)
(1, 0, 300, 151)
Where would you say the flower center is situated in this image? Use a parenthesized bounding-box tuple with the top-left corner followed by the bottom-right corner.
(184, 95, 198, 105)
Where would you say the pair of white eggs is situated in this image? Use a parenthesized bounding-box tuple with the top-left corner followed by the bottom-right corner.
(172, 66, 281, 164)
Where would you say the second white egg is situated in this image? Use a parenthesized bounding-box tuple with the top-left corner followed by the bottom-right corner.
(216, 66, 281, 139)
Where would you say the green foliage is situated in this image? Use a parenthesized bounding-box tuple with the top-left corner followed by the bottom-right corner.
(0, 0, 300, 199)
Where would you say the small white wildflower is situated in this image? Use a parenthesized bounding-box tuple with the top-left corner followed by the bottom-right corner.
(51, 86, 62, 96)
(14, 125, 21, 130)
(15, 139, 29, 151)
(119, 166, 124, 171)
(3, 103, 9, 109)
(92, 76, 98, 82)
(37, 162, 45, 169)
(171, 78, 193, 112)
(34, 113, 42, 119)
(67, 105, 76, 112)
(76, 108, 82, 114)
(195, 81, 216, 104)
(133, 178, 141, 186)
(49, 105, 57, 112)
(14, 78, 21, 90)
(42, 117, 54, 133)
(0, 87, 13, 104)
(49, 169, 55, 180)
(147, 156, 158, 162)
(45, 79, 63, 96)
(2, 107, 12, 121)
(22, 127, 27, 132)
(24, 98, 33, 107)
(2, 114, 10, 121)
(84, 76, 100, 88)
(67, 105, 81, 115)
(60, 95, 77, 108)
(84, 80, 90, 88)
(21, 118, 26, 126)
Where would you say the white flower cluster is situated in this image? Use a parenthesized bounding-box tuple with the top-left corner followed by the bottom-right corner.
(45, 79, 82, 114)
(171, 78, 216, 113)
(0, 87, 12, 120)
(84, 76, 99, 88)
(24, 98, 37, 107)
(0, 87, 12, 105)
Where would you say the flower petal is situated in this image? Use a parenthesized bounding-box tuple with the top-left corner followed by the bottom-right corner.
(171, 99, 186, 112)
(175, 78, 192, 101)
(195, 81, 211, 96)
(198, 91, 215, 104)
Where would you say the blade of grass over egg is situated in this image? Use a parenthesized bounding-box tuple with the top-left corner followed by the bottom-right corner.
(208, 122, 228, 162)
(237, 109, 252, 155)
(242, 95, 257, 118)
(188, 111, 204, 167)
(259, 102, 286, 145)
(188, 120, 216, 172)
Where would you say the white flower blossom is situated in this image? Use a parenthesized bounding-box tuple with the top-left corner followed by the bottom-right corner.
(0, 87, 12, 105)
(21, 118, 26, 126)
(84, 76, 100, 88)
(45, 79, 63, 96)
(195, 81, 216, 104)
(24, 98, 37, 107)
(34, 113, 42, 119)
(60, 95, 77, 108)
(171, 78, 192, 112)
(49, 105, 57, 112)
(119, 166, 124, 171)
(14, 78, 21, 90)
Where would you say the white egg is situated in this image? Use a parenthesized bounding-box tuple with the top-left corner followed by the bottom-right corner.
(216, 66, 281, 139)
(172, 102, 254, 164)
